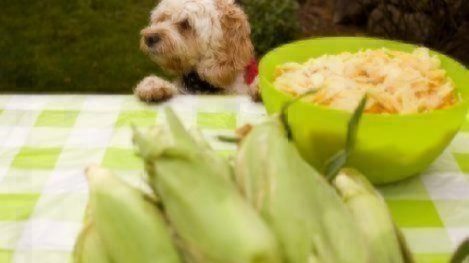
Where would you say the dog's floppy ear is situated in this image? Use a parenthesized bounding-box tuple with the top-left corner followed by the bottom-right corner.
(197, 1, 254, 87)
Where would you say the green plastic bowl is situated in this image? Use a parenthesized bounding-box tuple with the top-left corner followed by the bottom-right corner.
(260, 37, 469, 185)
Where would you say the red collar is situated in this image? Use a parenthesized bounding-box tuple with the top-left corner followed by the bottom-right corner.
(244, 59, 258, 86)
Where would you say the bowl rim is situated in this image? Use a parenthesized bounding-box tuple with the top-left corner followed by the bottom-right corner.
(260, 36, 469, 120)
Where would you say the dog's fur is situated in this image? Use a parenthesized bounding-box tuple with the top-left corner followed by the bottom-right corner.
(135, 0, 258, 102)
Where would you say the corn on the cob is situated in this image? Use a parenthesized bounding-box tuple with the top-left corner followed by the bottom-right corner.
(235, 118, 368, 263)
(74, 222, 111, 263)
(133, 108, 281, 263)
(85, 165, 181, 263)
(333, 168, 407, 263)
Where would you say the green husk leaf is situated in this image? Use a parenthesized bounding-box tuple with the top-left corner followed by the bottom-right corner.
(345, 96, 367, 152)
(324, 149, 347, 182)
(132, 125, 170, 160)
(280, 89, 318, 139)
(164, 108, 197, 147)
(188, 128, 212, 150)
(217, 135, 240, 143)
(451, 238, 469, 263)
(325, 95, 367, 181)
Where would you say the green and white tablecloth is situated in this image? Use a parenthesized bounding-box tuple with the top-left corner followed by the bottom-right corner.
(0, 94, 468, 263)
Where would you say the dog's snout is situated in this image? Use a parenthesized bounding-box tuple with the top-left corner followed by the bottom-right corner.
(144, 34, 161, 47)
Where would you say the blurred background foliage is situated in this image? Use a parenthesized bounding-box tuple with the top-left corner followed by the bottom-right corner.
(240, 0, 301, 55)
(0, 0, 467, 93)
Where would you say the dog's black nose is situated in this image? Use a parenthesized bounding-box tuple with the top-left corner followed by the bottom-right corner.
(144, 35, 160, 47)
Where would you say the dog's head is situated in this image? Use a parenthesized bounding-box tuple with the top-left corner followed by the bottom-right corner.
(140, 0, 253, 87)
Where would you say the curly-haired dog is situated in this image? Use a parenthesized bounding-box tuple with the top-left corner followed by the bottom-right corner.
(135, 0, 259, 102)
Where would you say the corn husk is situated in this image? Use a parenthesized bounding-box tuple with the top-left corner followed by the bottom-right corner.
(73, 222, 111, 263)
(85, 165, 181, 263)
(133, 108, 281, 263)
(236, 118, 368, 263)
(334, 168, 408, 263)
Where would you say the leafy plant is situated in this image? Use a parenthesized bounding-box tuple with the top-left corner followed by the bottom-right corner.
(240, 0, 301, 55)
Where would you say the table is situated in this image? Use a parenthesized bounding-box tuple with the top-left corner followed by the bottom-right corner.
(0, 95, 468, 263)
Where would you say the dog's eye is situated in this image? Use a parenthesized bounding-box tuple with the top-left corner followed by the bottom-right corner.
(178, 19, 191, 31)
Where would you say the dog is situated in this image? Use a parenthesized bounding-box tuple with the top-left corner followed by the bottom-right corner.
(135, 0, 259, 102)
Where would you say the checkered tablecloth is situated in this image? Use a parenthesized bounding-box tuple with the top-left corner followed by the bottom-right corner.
(0, 94, 468, 263)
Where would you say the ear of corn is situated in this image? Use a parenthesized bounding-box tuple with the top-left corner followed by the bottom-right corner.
(73, 222, 111, 263)
(235, 118, 368, 263)
(85, 165, 181, 263)
(133, 108, 281, 263)
(74, 105, 416, 263)
(236, 120, 311, 263)
(333, 168, 406, 263)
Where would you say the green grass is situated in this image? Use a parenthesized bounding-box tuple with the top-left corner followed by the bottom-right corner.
(0, 0, 164, 93)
